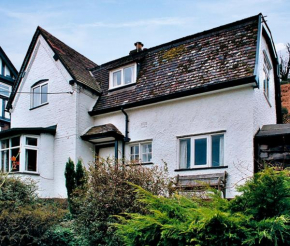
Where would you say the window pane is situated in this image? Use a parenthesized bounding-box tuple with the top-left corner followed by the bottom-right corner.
(11, 137, 20, 147)
(26, 137, 37, 146)
(130, 145, 139, 162)
(11, 148, 20, 172)
(25, 149, 37, 172)
(33, 86, 41, 107)
(1, 139, 9, 149)
(113, 71, 121, 87)
(180, 139, 191, 169)
(4, 100, 9, 119)
(124, 66, 134, 85)
(41, 84, 48, 104)
(1, 150, 9, 172)
(195, 138, 207, 165)
(0, 83, 10, 97)
(212, 135, 224, 167)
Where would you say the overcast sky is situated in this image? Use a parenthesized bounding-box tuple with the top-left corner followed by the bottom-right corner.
(0, 0, 289, 70)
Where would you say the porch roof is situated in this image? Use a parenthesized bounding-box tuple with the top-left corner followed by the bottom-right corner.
(81, 124, 124, 143)
(0, 125, 57, 139)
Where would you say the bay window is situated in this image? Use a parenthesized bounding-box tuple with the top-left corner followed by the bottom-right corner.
(179, 133, 224, 169)
(0, 136, 38, 173)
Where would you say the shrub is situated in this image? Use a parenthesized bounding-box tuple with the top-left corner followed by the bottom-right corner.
(73, 158, 171, 246)
(0, 173, 67, 246)
(115, 168, 290, 246)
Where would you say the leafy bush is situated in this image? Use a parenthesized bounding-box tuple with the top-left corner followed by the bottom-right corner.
(40, 220, 89, 246)
(73, 158, 171, 246)
(0, 173, 67, 246)
(0, 173, 37, 209)
(115, 168, 290, 246)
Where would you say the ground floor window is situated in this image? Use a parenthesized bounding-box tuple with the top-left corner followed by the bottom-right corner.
(0, 135, 38, 173)
(179, 133, 224, 169)
(130, 142, 152, 163)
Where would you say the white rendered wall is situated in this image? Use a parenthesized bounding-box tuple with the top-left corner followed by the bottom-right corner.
(11, 35, 78, 197)
(253, 28, 277, 135)
(91, 86, 255, 198)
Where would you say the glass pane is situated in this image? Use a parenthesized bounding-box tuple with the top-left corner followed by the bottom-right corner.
(212, 135, 224, 167)
(26, 137, 37, 146)
(4, 100, 9, 119)
(1, 150, 9, 172)
(11, 148, 20, 172)
(142, 153, 148, 162)
(1, 139, 9, 149)
(179, 139, 191, 169)
(0, 83, 10, 97)
(113, 71, 121, 87)
(26, 149, 37, 172)
(124, 66, 134, 85)
(195, 138, 207, 165)
(41, 84, 48, 104)
(11, 137, 20, 147)
(33, 86, 41, 107)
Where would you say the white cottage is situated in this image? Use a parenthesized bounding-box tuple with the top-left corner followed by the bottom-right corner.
(2, 13, 281, 198)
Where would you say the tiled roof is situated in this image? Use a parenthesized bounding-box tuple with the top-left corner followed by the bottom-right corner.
(39, 27, 101, 93)
(91, 14, 259, 114)
(81, 124, 124, 140)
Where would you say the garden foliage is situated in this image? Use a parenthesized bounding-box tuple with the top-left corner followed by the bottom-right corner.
(115, 168, 290, 246)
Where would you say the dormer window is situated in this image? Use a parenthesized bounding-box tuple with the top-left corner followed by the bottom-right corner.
(31, 81, 48, 108)
(109, 63, 137, 89)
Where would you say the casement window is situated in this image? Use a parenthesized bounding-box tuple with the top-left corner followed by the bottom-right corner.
(32, 83, 48, 108)
(109, 63, 137, 89)
(0, 99, 9, 119)
(179, 134, 224, 169)
(263, 50, 272, 100)
(130, 142, 152, 163)
(0, 82, 11, 97)
(0, 136, 38, 173)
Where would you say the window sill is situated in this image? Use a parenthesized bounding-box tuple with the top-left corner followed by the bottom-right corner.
(263, 93, 272, 107)
(9, 171, 40, 176)
(126, 162, 153, 166)
(175, 166, 228, 172)
(30, 102, 49, 110)
(108, 82, 136, 92)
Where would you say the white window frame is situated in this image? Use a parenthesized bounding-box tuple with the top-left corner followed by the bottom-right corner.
(178, 133, 225, 169)
(129, 141, 152, 164)
(0, 135, 39, 174)
(31, 82, 48, 108)
(109, 63, 137, 89)
(263, 50, 272, 101)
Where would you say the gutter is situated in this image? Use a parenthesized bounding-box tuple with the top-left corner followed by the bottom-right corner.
(121, 107, 130, 161)
(253, 14, 262, 86)
(89, 76, 257, 116)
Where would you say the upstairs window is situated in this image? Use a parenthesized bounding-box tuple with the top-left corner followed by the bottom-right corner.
(109, 63, 137, 89)
(263, 50, 272, 100)
(32, 83, 48, 108)
(0, 82, 11, 97)
(0, 99, 10, 119)
(179, 133, 224, 169)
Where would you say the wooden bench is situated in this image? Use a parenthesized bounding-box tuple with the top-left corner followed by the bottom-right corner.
(175, 171, 228, 198)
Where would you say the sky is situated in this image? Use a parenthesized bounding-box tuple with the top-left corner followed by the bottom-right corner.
(0, 0, 290, 70)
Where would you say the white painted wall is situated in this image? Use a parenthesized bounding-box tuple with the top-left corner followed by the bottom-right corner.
(253, 27, 277, 135)
(91, 86, 255, 198)
(10, 35, 78, 197)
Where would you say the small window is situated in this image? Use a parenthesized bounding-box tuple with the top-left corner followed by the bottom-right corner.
(130, 142, 152, 163)
(26, 137, 37, 146)
(0, 83, 11, 97)
(263, 51, 272, 100)
(179, 133, 225, 169)
(110, 64, 136, 89)
(32, 83, 48, 108)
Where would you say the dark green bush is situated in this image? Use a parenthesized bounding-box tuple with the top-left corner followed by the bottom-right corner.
(115, 168, 290, 246)
(73, 158, 171, 246)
